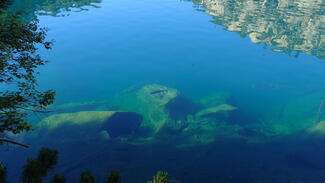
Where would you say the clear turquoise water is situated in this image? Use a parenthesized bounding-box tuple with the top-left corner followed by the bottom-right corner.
(2, 0, 325, 182)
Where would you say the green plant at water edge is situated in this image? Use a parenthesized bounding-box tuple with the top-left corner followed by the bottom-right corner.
(0, 162, 6, 183)
(80, 170, 95, 183)
(21, 148, 58, 183)
(51, 174, 66, 183)
(0, 0, 55, 140)
(107, 170, 122, 183)
(147, 171, 170, 183)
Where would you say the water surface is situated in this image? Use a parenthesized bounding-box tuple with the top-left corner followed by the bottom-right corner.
(2, 0, 325, 182)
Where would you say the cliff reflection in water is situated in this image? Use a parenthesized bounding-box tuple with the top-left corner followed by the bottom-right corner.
(191, 0, 325, 59)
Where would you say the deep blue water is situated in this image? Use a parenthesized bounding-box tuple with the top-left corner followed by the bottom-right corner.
(1, 0, 325, 182)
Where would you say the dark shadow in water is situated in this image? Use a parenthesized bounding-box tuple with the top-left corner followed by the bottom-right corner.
(101, 112, 143, 138)
(165, 94, 202, 120)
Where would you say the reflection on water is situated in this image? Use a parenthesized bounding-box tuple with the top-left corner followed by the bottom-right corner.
(190, 0, 325, 59)
(13, 0, 101, 17)
(36, 0, 101, 16)
(2, 0, 325, 182)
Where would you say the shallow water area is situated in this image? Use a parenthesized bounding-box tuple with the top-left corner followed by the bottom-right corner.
(1, 0, 325, 182)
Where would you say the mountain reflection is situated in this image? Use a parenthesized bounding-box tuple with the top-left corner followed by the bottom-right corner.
(191, 0, 325, 60)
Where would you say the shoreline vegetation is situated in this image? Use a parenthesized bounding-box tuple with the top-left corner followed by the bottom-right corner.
(1, 147, 169, 183)
(1, 0, 56, 182)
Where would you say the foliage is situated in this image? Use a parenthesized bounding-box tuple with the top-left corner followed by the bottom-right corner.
(0, 0, 12, 10)
(21, 148, 58, 183)
(80, 170, 95, 183)
(22, 159, 43, 183)
(0, 162, 6, 183)
(147, 171, 170, 183)
(3, 153, 171, 183)
(51, 174, 66, 183)
(107, 170, 122, 183)
(37, 148, 58, 171)
(0, 2, 55, 135)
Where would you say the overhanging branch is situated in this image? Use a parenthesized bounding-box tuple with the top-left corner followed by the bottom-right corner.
(0, 138, 29, 148)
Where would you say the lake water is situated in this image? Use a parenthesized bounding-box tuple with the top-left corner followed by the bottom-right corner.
(2, 0, 325, 182)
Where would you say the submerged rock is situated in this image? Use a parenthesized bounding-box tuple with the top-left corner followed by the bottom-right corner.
(137, 84, 179, 107)
(307, 121, 325, 135)
(196, 104, 237, 119)
(39, 111, 143, 139)
(272, 93, 324, 134)
(48, 101, 118, 113)
(195, 93, 257, 125)
(136, 84, 200, 134)
(195, 92, 232, 108)
(99, 130, 111, 140)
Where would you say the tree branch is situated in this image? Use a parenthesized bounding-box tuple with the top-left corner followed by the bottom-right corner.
(0, 138, 29, 148)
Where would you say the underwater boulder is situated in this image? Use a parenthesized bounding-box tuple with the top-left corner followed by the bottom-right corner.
(195, 92, 232, 108)
(272, 93, 324, 134)
(136, 84, 200, 134)
(38, 111, 143, 140)
(196, 104, 237, 120)
(196, 93, 261, 125)
(48, 101, 118, 113)
(137, 84, 179, 107)
(306, 121, 325, 136)
(196, 103, 260, 125)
